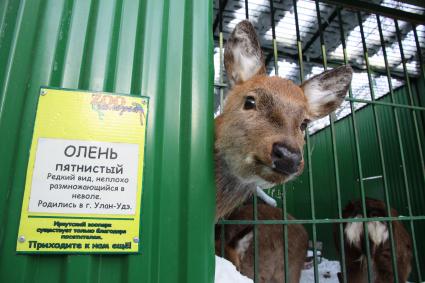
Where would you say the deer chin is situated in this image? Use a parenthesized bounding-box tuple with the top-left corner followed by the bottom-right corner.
(227, 153, 300, 186)
(245, 155, 299, 185)
(257, 166, 295, 184)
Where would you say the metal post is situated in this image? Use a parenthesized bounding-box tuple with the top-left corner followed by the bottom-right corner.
(394, 19, 423, 282)
(269, 0, 278, 75)
(337, 9, 371, 283)
(375, 14, 401, 283)
(295, 2, 319, 281)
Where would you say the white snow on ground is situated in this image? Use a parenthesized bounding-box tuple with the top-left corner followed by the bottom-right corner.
(215, 254, 421, 283)
(215, 255, 419, 283)
(301, 258, 341, 283)
(215, 256, 253, 283)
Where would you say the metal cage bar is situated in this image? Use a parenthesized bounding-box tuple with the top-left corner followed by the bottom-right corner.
(292, 2, 320, 281)
(394, 19, 424, 282)
(357, 10, 396, 283)
(334, 10, 350, 283)
(241, 1, 261, 280)
(375, 13, 402, 283)
(281, 188, 289, 283)
(413, 25, 425, 86)
(313, 1, 340, 282)
(266, 1, 291, 282)
(220, 215, 425, 224)
(218, 0, 225, 113)
(336, 8, 372, 283)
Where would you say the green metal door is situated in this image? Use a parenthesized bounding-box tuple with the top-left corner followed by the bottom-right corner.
(0, 0, 215, 282)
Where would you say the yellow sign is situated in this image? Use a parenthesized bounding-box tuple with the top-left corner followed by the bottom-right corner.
(17, 88, 149, 253)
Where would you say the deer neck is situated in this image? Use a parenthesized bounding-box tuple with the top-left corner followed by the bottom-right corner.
(215, 151, 256, 222)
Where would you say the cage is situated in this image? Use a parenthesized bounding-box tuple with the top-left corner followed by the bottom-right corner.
(214, 0, 425, 282)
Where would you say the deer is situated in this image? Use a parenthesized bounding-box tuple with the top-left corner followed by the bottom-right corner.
(215, 19, 353, 221)
(335, 198, 412, 283)
(215, 204, 308, 283)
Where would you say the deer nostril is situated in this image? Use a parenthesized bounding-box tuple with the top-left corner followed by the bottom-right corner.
(271, 143, 301, 175)
(272, 143, 285, 159)
(272, 143, 290, 159)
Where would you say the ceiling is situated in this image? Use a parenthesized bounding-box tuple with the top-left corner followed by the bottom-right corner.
(213, 0, 425, 132)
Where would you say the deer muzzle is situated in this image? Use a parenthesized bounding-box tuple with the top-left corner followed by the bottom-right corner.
(271, 143, 302, 176)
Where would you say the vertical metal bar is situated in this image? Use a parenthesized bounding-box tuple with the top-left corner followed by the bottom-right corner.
(413, 25, 425, 147)
(280, 187, 289, 283)
(394, 19, 423, 282)
(268, 1, 288, 282)
(413, 25, 425, 87)
(335, 11, 348, 283)
(245, 0, 249, 20)
(218, 0, 225, 258)
(313, 2, 344, 283)
(220, 222, 225, 256)
(315, 6, 346, 279)
(253, 190, 259, 283)
(314, 0, 327, 70)
(243, 1, 256, 281)
(306, 133, 319, 283)
(357, 11, 385, 282)
(294, 1, 318, 282)
(293, 0, 303, 80)
(375, 14, 401, 283)
(337, 10, 370, 283)
(269, 0, 278, 75)
(219, 35, 224, 111)
(219, 0, 224, 113)
(395, 21, 425, 188)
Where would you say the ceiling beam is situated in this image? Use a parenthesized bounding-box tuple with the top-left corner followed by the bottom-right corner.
(319, 0, 425, 25)
(215, 34, 410, 80)
(397, 0, 425, 9)
(302, 7, 340, 54)
(213, 0, 229, 33)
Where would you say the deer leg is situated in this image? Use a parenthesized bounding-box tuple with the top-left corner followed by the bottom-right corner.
(345, 259, 368, 283)
(373, 247, 395, 283)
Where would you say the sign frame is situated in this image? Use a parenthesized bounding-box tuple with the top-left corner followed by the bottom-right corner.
(16, 86, 150, 254)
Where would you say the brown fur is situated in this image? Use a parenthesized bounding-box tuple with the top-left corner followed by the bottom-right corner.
(224, 20, 266, 85)
(335, 198, 412, 283)
(215, 77, 308, 220)
(215, 20, 352, 221)
(216, 204, 308, 283)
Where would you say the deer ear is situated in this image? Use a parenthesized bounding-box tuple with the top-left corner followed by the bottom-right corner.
(224, 20, 266, 86)
(301, 65, 353, 120)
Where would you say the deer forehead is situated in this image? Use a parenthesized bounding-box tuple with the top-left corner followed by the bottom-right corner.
(225, 76, 308, 116)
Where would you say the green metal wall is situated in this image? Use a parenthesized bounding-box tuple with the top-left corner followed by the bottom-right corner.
(0, 0, 215, 282)
(274, 78, 425, 274)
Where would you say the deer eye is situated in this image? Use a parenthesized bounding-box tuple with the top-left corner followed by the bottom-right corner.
(300, 119, 310, 131)
(243, 96, 256, 110)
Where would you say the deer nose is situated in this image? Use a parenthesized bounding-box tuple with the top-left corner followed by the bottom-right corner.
(271, 143, 301, 175)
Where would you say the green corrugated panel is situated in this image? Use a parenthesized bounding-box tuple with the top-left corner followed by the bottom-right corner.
(282, 80, 425, 278)
(0, 0, 215, 282)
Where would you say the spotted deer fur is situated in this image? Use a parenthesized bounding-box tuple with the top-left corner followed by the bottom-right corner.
(335, 198, 412, 283)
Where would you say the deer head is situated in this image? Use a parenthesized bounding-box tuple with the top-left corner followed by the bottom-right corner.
(215, 20, 353, 220)
(215, 21, 352, 221)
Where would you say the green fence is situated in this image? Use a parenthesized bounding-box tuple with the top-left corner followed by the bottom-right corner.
(268, 78, 425, 276)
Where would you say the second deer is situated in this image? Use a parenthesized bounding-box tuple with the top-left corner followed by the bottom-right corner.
(216, 204, 308, 283)
(335, 198, 412, 283)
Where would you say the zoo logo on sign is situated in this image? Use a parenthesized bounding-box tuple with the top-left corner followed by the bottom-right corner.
(91, 94, 146, 125)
